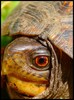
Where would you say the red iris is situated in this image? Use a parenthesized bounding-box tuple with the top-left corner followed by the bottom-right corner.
(35, 56, 49, 67)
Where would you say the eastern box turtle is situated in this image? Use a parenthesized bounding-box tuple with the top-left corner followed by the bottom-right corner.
(1, 1, 73, 99)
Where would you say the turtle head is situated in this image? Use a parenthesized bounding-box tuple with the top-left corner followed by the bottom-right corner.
(2, 37, 52, 98)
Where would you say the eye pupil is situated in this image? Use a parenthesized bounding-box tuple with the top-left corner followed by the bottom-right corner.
(38, 58, 45, 64)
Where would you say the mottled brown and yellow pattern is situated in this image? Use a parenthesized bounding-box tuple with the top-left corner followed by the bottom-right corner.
(1, 1, 73, 99)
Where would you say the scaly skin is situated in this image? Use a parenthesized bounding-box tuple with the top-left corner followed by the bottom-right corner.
(1, 1, 73, 99)
(2, 37, 49, 98)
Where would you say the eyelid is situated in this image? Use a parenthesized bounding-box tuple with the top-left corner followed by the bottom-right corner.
(32, 54, 50, 59)
(31, 49, 50, 59)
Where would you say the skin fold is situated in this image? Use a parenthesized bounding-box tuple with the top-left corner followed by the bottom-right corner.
(1, 1, 73, 99)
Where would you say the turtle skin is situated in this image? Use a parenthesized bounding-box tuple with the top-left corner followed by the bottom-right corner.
(1, 1, 73, 99)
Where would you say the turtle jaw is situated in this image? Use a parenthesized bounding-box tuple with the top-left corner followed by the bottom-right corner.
(6, 75, 48, 99)
(7, 84, 34, 99)
(7, 82, 48, 99)
(7, 86, 47, 99)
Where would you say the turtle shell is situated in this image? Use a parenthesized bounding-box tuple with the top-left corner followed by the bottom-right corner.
(1, 1, 73, 58)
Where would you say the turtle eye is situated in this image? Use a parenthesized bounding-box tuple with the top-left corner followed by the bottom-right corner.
(34, 56, 49, 69)
(31, 49, 50, 70)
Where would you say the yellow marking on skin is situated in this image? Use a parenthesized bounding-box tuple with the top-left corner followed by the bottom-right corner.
(22, 72, 47, 83)
(2, 55, 48, 83)
(2, 56, 17, 75)
(63, 1, 73, 7)
(8, 76, 46, 96)
(61, 1, 73, 13)
(12, 53, 26, 67)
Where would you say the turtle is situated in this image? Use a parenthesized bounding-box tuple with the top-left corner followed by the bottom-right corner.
(1, 1, 73, 99)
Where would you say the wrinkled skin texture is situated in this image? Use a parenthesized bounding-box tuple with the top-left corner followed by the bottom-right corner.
(1, 1, 73, 99)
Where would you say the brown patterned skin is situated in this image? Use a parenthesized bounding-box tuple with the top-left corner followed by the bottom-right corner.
(1, 1, 73, 99)
(2, 37, 50, 98)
